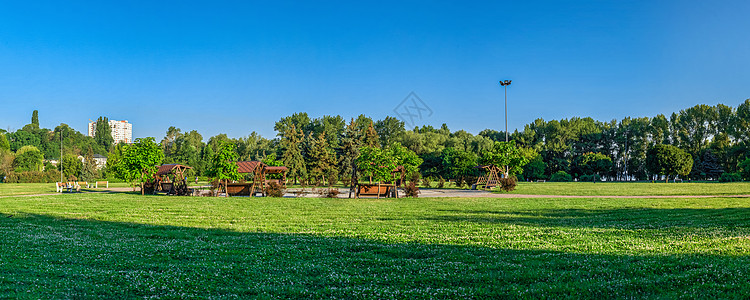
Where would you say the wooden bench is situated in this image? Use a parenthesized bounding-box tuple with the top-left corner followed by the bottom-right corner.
(356, 183, 395, 198)
(94, 181, 109, 188)
(56, 182, 68, 192)
(57, 182, 81, 192)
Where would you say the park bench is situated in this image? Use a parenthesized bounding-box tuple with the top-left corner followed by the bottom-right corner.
(56, 182, 81, 192)
(356, 183, 396, 198)
(94, 181, 108, 188)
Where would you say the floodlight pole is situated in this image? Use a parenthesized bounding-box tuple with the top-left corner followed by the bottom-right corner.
(499, 80, 512, 177)
(60, 132, 63, 183)
(499, 80, 512, 142)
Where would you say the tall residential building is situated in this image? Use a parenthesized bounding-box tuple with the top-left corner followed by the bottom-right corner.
(88, 119, 133, 144)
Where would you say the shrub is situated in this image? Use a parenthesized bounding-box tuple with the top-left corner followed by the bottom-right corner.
(579, 174, 601, 182)
(438, 177, 445, 188)
(550, 171, 572, 182)
(326, 172, 339, 187)
(719, 172, 742, 182)
(465, 176, 478, 187)
(739, 158, 750, 180)
(408, 172, 420, 185)
(499, 176, 517, 192)
(404, 181, 419, 197)
(266, 181, 286, 197)
(455, 177, 465, 189)
(316, 188, 340, 198)
(421, 177, 431, 188)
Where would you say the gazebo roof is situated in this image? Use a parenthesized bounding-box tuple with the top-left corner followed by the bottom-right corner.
(264, 166, 289, 173)
(237, 161, 266, 173)
(156, 164, 193, 176)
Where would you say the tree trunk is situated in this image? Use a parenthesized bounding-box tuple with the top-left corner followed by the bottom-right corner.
(141, 182, 144, 195)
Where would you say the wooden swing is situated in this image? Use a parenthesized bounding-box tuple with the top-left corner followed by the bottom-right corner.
(473, 165, 502, 190)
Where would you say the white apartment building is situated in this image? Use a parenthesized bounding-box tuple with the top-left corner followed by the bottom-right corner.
(88, 119, 133, 144)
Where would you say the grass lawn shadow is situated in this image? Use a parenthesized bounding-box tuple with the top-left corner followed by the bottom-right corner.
(430, 207, 750, 230)
(2, 212, 750, 298)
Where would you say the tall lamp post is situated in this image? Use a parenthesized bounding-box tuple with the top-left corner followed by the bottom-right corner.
(499, 80, 512, 142)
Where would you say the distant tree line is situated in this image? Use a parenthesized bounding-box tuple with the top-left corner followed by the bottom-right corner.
(3, 99, 750, 184)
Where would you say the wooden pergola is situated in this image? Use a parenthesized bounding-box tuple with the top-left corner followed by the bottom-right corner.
(473, 165, 501, 190)
(155, 164, 193, 195)
(228, 161, 289, 197)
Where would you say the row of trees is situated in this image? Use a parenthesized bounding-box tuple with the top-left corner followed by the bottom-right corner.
(511, 101, 750, 181)
(0, 111, 107, 182)
(4, 99, 750, 184)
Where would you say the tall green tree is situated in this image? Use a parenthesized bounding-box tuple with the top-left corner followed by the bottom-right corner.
(206, 141, 241, 196)
(573, 152, 612, 180)
(306, 132, 337, 186)
(62, 154, 82, 180)
(479, 141, 530, 178)
(31, 110, 39, 129)
(375, 116, 405, 148)
(14, 145, 44, 172)
(0, 132, 9, 151)
(356, 146, 398, 183)
(160, 126, 182, 157)
(440, 147, 477, 182)
(116, 137, 164, 194)
(81, 146, 98, 181)
(274, 112, 311, 138)
(646, 144, 693, 182)
(338, 119, 361, 186)
(95, 116, 114, 150)
(281, 125, 306, 185)
(363, 121, 380, 148)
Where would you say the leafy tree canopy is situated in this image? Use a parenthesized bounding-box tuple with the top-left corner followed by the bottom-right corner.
(646, 144, 693, 182)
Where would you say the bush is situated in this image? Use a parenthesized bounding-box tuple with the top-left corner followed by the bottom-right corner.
(266, 181, 286, 197)
(2, 170, 62, 183)
(326, 173, 339, 187)
(438, 177, 445, 188)
(719, 172, 742, 182)
(550, 171, 572, 182)
(421, 177, 431, 188)
(465, 176, 478, 187)
(316, 188, 340, 198)
(579, 174, 601, 182)
(455, 177, 465, 189)
(404, 181, 419, 197)
(499, 176, 517, 192)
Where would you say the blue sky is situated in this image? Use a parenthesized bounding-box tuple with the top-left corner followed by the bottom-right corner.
(1, 1, 749, 140)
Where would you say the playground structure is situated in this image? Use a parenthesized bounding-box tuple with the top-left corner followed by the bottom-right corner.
(227, 161, 288, 197)
(472, 165, 502, 190)
(155, 164, 193, 196)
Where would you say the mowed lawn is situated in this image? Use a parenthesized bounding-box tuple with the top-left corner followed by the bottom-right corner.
(1, 193, 750, 298)
(509, 181, 750, 196)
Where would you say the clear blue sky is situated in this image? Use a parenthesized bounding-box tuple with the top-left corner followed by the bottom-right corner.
(1, 1, 749, 140)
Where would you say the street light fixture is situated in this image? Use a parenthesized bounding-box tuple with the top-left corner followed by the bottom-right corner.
(499, 80, 512, 142)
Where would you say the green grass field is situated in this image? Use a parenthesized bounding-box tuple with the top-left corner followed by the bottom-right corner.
(507, 181, 750, 196)
(1, 192, 750, 298)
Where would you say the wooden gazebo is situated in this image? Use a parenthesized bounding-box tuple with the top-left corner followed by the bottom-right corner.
(155, 164, 193, 195)
(226, 161, 288, 197)
(473, 165, 501, 190)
